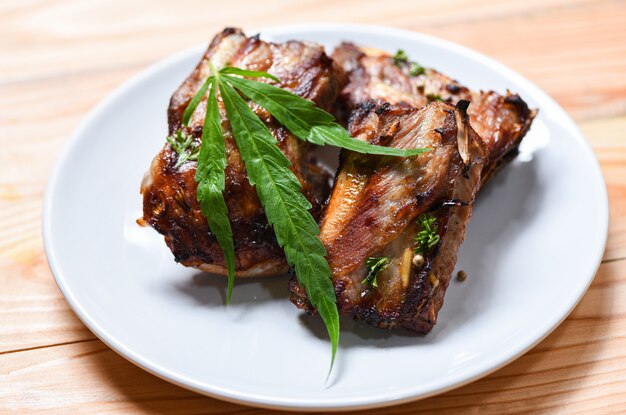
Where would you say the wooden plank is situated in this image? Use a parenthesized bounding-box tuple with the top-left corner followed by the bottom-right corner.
(1, 0, 625, 120)
(1, 258, 624, 414)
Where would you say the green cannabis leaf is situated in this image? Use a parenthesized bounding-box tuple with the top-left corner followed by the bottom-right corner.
(218, 66, 280, 82)
(217, 76, 340, 370)
(175, 63, 428, 374)
(194, 78, 236, 304)
(222, 73, 430, 157)
(183, 76, 213, 126)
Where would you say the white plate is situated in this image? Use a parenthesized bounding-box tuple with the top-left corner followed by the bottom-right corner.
(43, 24, 608, 411)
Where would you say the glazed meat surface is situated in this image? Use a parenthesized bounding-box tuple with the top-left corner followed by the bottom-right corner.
(141, 28, 345, 276)
(290, 43, 536, 332)
(291, 101, 487, 331)
(332, 42, 536, 183)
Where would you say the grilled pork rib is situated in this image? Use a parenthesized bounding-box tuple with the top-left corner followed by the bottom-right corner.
(291, 101, 487, 331)
(141, 28, 345, 276)
(290, 43, 536, 333)
(332, 42, 536, 183)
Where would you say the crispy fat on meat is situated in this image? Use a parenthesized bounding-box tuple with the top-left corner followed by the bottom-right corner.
(290, 101, 488, 332)
(140, 28, 345, 277)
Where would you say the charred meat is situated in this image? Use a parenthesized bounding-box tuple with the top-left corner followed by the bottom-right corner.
(290, 44, 536, 333)
(140, 28, 345, 276)
(332, 42, 536, 183)
(290, 101, 488, 332)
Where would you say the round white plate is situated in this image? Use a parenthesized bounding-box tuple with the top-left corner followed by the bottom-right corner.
(43, 24, 608, 411)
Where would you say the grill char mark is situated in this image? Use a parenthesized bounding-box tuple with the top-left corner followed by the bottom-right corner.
(331, 42, 537, 184)
(141, 28, 345, 277)
(289, 42, 536, 332)
(290, 101, 487, 332)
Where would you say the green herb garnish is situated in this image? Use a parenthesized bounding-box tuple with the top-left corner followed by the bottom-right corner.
(362, 257, 390, 288)
(175, 64, 428, 373)
(394, 50, 426, 77)
(409, 62, 426, 76)
(393, 49, 409, 66)
(166, 130, 199, 168)
(414, 213, 440, 254)
(427, 94, 444, 103)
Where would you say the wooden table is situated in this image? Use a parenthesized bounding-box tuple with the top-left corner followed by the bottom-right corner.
(2, 1, 625, 413)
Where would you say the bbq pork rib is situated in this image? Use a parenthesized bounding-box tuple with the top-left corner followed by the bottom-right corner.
(290, 43, 536, 333)
(140, 28, 345, 276)
(290, 101, 487, 332)
(332, 42, 536, 183)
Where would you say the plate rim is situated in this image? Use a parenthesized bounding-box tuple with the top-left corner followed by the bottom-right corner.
(42, 22, 609, 411)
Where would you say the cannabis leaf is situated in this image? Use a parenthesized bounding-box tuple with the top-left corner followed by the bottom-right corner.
(194, 78, 236, 303)
(218, 75, 340, 370)
(176, 64, 428, 373)
(183, 77, 213, 126)
(222, 73, 429, 157)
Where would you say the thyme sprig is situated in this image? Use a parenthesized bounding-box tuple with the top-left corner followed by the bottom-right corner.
(393, 49, 409, 65)
(166, 130, 199, 168)
(414, 213, 441, 254)
(393, 49, 426, 76)
(362, 257, 390, 288)
(427, 93, 444, 103)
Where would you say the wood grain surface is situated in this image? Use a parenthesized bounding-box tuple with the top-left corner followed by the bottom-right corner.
(1, 0, 625, 413)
